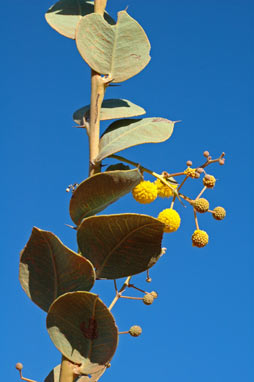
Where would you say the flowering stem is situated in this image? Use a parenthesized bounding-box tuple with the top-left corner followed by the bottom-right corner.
(128, 284, 146, 294)
(120, 296, 143, 300)
(177, 175, 188, 192)
(118, 331, 129, 335)
(196, 186, 207, 200)
(18, 371, 38, 382)
(110, 154, 178, 194)
(108, 276, 132, 311)
(193, 209, 199, 230)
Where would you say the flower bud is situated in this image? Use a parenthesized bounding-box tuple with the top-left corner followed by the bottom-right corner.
(203, 151, 210, 157)
(16, 363, 23, 371)
(129, 325, 142, 337)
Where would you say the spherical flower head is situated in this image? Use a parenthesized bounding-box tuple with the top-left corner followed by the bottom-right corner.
(203, 174, 216, 188)
(157, 208, 181, 233)
(184, 167, 196, 178)
(154, 179, 177, 198)
(192, 229, 209, 248)
(212, 206, 226, 220)
(129, 325, 142, 337)
(143, 293, 154, 305)
(192, 198, 210, 213)
(132, 181, 157, 204)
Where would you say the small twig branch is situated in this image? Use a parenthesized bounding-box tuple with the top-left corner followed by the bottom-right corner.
(110, 154, 180, 198)
(196, 186, 207, 200)
(193, 209, 199, 230)
(128, 283, 146, 294)
(108, 276, 132, 311)
(199, 152, 225, 169)
(119, 296, 143, 300)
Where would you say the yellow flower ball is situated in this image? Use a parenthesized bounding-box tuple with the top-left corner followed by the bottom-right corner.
(203, 174, 216, 188)
(212, 206, 226, 220)
(184, 167, 197, 178)
(154, 179, 177, 198)
(192, 229, 209, 248)
(132, 181, 157, 204)
(192, 198, 210, 213)
(157, 208, 181, 233)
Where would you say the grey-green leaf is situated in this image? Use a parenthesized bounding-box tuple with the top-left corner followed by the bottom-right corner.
(45, 0, 115, 39)
(69, 169, 142, 225)
(77, 214, 164, 279)
(47, 292, 118, 374)
(19, 228, 95, 312)
(76, 11, 151, 82)
(73, 99, 146, 125)
(96, 118, 175, 162)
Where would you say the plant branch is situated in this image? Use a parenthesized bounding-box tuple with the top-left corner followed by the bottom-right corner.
(108, 276, 132, 311)
(59, 357, 79, 382)
(88, 0, 109, 176)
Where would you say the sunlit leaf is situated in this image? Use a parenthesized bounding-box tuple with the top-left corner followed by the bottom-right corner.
(77, 214, 164, 279)
(47, 292, 118, 374)
(19, 228, 95, 312)
(45, 0, 114, 39)
(73, 99, 145, 125)
(76, 11, 151, 82)
(96, 118, 175, 162)
(70, 169, 142, 225)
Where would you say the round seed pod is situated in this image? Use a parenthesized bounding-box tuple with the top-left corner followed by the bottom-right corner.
(129, 325, 142, 337)
(143, 293, 154, 305)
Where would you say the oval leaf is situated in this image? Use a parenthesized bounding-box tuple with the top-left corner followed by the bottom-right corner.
(45, 0, 115, 39)
(47, 292, 118, 374)
(77, 214, 164, 279)
(70, 169, 142, 225)
(76, 11, 151, 82)
(19, 228, 95, 312)
(96, 118, 175, 162)
(73, 99, 146, 125)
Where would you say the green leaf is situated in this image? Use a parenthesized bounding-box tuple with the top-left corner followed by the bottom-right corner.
(96, 118, 175, 162)
(47, 292, 118, 374)
(76, 11, 151, 82)
(69, 169, 142, 225)
(77, 214, 164, 279)
(19, 228, 95, 312)
(45, 0, 115, 39)
(73, 99, 145, 125)
(44, 365, 61, 382)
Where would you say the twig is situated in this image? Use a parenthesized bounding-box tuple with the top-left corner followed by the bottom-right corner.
(108, 276, 132, 311)
(193, 209, 199, 230)
(196, 186, 207, 200)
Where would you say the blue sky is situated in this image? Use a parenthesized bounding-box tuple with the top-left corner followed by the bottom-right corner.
(1, 1, 253, 381)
